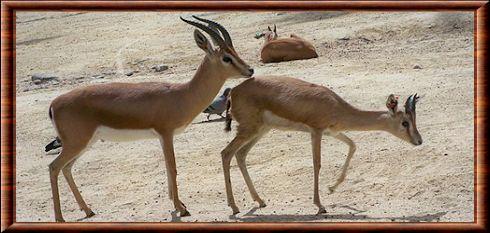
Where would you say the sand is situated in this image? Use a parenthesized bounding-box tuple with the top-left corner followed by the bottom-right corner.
(15, 11, 474, 222)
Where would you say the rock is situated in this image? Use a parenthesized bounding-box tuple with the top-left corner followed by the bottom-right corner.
(338, 37, 350, 41)
(151, 64, 169, 72)
(413, 65, 422, 69)
(125, 71, 135, 76)
(31, 73, 58, 85)
(92, 75, 104, 79)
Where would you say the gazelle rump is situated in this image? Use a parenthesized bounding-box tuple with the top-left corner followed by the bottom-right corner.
(255, 25, 318, 63)
(47, 16, 253, 222)
(222, 76, 422, 215)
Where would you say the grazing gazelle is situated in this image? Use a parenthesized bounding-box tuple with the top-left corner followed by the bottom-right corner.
(46, 16, 253, 222)
(254, 24, 318, 63)
(221, 76, 422, 215)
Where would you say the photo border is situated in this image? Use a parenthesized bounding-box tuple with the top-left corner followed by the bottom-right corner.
(1, 0, 488, 232)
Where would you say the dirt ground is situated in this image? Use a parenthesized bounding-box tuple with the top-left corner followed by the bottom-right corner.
(15, 11, 474, 222)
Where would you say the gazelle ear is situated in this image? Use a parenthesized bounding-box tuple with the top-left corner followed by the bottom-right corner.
(268, 26, 272, 31)
(273, 24, 277, 33)
(193, 29, 213, 54)
(386, 94, 399, 116)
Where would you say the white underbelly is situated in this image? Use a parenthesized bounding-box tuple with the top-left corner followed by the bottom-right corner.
(92, 125, 188, 142)
(262, 110, 310, 132)
(262, 111, 338, 136)
(93, 126, 159, 142)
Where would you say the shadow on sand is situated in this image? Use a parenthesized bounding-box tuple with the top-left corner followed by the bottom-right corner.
(193, 117, 226, 125)
(230, 206, 447, 222)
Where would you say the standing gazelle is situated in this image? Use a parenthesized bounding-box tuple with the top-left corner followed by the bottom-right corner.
(222, 76, 422, 215)
(46, 16, 253, 222)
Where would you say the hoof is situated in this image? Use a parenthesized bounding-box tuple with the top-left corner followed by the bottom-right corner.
(316, 207, 327, 215)
(328, 186, 335, 194)
(259, 202, 267, 208)
(86, 210, 96, 218)
(55, 218, 65, 223)
(180, 209, 191, 217)
(230, 204, 240, 215)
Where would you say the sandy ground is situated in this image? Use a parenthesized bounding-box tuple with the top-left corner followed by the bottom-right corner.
(15, 12, 474, 222)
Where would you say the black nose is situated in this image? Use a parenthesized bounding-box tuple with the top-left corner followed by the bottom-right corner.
(248, 68, 254, 76)
(417, 139, 423, 145)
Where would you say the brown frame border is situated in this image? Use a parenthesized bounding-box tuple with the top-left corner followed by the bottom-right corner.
(1, 0, 488, 232)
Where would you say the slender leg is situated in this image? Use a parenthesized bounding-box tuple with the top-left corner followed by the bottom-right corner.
(329, 133, 357, 193)
(165, 160, 174, 200)
(235, 130, 268, 208)
(221, 129, 258, 215)
(49, 147, 83, 222)
(159, 133, 189, 217)
(311, 130, 326, 214)
(62, 159, 95, 218)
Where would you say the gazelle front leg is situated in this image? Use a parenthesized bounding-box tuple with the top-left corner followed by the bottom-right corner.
(311, 129, 326, 214)
(159, 133, 190, 217)
(329, 133, 357, 193)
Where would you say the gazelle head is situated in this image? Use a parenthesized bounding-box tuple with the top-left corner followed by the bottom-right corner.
(385, 94, 423, 146)
(181, 16, 254, 79)
(254, 24, 278, 42)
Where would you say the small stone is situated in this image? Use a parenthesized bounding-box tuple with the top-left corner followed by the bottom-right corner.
(413, 65, 422, 69)
(31, 73, 58, 83)
(151, 64, 169, 72)
(125, 71, 135, 76)
(92, 75, 104, 79)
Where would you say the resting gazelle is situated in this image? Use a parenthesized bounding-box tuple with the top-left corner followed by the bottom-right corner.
(222, 76, 422, 215)
(255, 25, 318, 63)
(46, 16, 253, 222)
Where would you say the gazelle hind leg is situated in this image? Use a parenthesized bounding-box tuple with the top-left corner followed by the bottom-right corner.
(328, 133, 356, 193)
(62, 158, 95, 218)
(221, 127, 260, 215)
(235, 129, 269, 208)
(311, 130, 326, 214)
(49, 146, 86, 222)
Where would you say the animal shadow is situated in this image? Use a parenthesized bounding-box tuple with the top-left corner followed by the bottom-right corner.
(193, 117, 226, 124)
(233, 206, 447, 222)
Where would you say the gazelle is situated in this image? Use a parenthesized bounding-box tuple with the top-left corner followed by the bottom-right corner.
(254, 25, 318, 63)
(46, 16, 253, 222)
(221, 76, 422, 215)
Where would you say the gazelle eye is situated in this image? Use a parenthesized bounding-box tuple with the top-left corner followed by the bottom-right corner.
(223, 56, 232, 63)
(402, 121, 409, 128)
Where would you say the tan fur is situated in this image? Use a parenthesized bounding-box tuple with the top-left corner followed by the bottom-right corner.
(221, 76, 422, 215)
(47, 19, 252, 222)
(259, 29, 318, 63)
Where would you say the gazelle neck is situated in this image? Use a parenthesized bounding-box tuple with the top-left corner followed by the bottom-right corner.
(340, 108, 392, 132)
(185, 56, 227, 115)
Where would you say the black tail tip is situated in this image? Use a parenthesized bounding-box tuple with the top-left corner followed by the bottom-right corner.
(224, 125, 231, 132)
(224, 117, 232, 132)
(45, 138, 62, 152)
